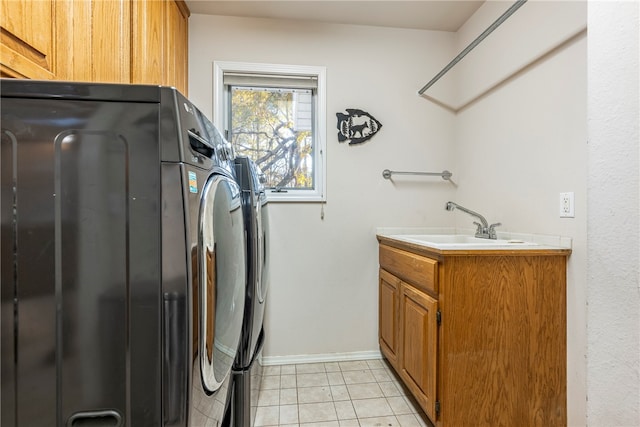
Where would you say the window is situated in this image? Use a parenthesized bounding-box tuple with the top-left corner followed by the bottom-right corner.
(214, 62, 326, 202)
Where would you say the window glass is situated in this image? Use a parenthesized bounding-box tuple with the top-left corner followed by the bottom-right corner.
(229, 86, 314, 191)
(214, 62, 326, 202)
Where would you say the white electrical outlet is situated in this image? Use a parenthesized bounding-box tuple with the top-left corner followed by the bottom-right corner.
(559, 192, 575, 218)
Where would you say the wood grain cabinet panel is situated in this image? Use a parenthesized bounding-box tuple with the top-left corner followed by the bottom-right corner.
(132, 0, 165, 86)
(399, 283, 438, 422)
(89, 0, 131, 83)
(438, 255, 567, 427)
(131, 0, 189, 95)
(163, 0, 189, 94)
(379, 244, 437, 295)
(0, 0, 56, 79)
(379, 268, 400, 370)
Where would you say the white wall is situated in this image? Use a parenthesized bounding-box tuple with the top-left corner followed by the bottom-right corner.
(447, 2, 588, 424)
(189, 15, 458, 359)
(587, 2, 640, 426)
(189, 3, 640, 425)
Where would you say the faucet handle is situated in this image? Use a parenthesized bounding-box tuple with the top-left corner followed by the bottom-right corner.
(473, 221, 484, 233)
(488, 222, 502, 239)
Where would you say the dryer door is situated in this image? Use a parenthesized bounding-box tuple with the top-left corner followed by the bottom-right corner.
(248, 159, 270, 304)
(256, 191, 270, 303)
(199, 173, 246, 393)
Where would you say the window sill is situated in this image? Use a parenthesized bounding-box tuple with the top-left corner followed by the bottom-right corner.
(266, 191, 326, 203)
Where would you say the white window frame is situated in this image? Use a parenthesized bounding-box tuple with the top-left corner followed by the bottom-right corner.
(213, 61, 327, 202)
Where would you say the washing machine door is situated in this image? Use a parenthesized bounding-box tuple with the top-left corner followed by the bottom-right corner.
(199, 172, 246, 394)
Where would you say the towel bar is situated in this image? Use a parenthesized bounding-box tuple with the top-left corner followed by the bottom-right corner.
(382, 169, 452, 180)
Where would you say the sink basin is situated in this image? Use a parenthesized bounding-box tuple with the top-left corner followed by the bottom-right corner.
(399, 235, 498, 244)
(387, 234, 539, 249)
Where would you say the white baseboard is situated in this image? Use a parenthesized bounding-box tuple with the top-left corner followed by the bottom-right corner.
(261, 350, 383, 366)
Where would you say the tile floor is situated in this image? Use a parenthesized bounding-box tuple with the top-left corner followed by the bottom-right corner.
(255, 359, 432, 427)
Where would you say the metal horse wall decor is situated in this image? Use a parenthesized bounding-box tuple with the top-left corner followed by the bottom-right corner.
(336, 109, 382, 145)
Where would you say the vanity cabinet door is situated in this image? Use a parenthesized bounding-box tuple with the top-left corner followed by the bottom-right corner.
(399, 284, 438, 423)
(379, 269, 400, 370)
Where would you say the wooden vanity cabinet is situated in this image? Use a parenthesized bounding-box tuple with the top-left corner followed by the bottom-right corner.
(378, 239, 569, 427)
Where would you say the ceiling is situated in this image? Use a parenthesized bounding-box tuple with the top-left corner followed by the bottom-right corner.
(185, 1, 485, 32)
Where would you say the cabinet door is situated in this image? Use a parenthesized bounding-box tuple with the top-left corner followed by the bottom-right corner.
(131, 0, 189, 93)
(400, 284, 438, 422)
(88, 0, 131, 83)
(164, 0, 189, 95)
(379, 269, 400, 369)
(132, 0, 165, 86)
(55, 0, 131, 83)
(0, 0, 56, 79)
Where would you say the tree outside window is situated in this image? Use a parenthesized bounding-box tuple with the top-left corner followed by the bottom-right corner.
(230, 87, 314, 190)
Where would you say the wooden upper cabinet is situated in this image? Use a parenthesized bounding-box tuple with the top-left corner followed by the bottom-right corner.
(62, 0, 131, 83)
(131, 0, 189, 95)
(132, 0, 165, 86)
(164, 0, 189, 95)
(1, 0, 189, 94)
(88, 0, 131, 83)
(0, 0, 57, 79)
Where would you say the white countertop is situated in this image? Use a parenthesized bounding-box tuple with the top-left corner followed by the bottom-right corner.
(376, 227, 572, 251)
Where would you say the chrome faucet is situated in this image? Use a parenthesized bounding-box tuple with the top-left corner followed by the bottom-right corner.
(445, 201, 501, 239)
